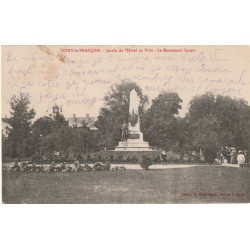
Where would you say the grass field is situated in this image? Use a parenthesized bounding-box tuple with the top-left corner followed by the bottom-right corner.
(2, 166, 250, 204)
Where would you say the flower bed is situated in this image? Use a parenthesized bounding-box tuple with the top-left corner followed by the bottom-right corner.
(2, 161, 127, 172)
(25, 150, 205, 165)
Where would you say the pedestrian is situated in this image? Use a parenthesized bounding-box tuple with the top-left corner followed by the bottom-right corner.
(237, 150, 245, 167)
(244, 150, 249, 163)
(161, 149, 166, 162)
(219, 148, 225, 164)
(230, 148, 237, 164)
(226, 147, 231, 163)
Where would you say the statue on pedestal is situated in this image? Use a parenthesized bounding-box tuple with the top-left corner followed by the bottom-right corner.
(121, 121, 128, 142)
(115, 88, 152, 151)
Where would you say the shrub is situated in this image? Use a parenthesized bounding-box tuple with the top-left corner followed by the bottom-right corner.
(83, 164, 92, 171)
(61, 152, 69, 162)
(154, 155, 161, 163)
(61, 162, 67, 171)
(131, 155, 139, 163)
(76, 153, 82, 162)
(67, 153, 76, 163)
(86, 154, 92, 163)
(92, 155, 98, 163)
(117, 154, 123, 163)
(31, 163, 37, 172)
(140, 155, 152, 170)
(104, 161, 111, 171)
(72, 161, 80, 172)
(32, 153, 40, 163)
(109, 155, 114, 162)
(203, 148, 217, 165)
(93, 162, 105, 171)
(49, 163, 56, 172)
(126, 156, 132, 163)
(97, 155, 103, 162)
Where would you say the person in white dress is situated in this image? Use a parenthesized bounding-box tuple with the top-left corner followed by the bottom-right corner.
(237, 151, 245, 167)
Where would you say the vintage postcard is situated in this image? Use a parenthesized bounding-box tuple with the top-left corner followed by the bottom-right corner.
(1, 45, 250, 203)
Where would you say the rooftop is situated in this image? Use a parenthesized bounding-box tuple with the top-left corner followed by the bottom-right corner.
(67, 114, 98, 130)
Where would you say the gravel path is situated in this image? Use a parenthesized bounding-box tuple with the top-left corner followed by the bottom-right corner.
(2, 162, 242, 170)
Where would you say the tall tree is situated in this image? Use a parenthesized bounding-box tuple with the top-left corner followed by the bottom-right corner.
(32, 116, 55, 155)
(191, 115, 221, 164)
(189, 92, 216, 122)
(32, 116, 54, 137)
(68, 128, 94, 154)
(39, 125, 71, 154)
(33, 113, 70, 156)
(7, 93, 35, 158)
(95, 80, 149, 149)
(188, 92, 250, 151)
(141, 92, 182, 150)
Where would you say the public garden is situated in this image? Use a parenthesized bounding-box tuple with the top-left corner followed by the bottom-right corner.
(2, 81, 250, 203)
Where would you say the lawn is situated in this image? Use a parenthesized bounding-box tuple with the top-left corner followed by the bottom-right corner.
(2, 166, 250, 204)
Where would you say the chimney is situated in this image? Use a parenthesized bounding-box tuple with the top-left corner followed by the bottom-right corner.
(86, 113, 89, 119)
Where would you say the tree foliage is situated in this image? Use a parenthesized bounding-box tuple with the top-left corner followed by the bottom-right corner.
(68, 129, 98, 154)
(6, 93, 35, 158)
(4, 84, 250, 164)
(32, 111, 99, 159)
(95, 80, 149, 149)
(188, 92, 250, 151)
(141, 92, 183, 150)
(31, 113, 70, 155)
(32, 117, 54, 137)
(191, 115, 220, 164)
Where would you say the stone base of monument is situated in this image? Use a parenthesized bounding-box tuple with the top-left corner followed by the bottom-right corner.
(115, 132, 153, 151)
(114, 142, 153, 151)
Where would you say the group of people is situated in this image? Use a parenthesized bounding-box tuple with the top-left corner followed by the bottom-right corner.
(219, 147, 248, 166)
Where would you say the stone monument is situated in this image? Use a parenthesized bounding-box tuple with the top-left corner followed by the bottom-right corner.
(115, 89, 152, 151)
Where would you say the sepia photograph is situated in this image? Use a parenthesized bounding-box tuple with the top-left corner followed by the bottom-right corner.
(1, 45, 250, 204)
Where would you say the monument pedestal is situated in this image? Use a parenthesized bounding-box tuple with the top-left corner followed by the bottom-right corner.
(114, 88, 152, 151)
(115, 131, 152, 151)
